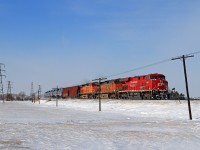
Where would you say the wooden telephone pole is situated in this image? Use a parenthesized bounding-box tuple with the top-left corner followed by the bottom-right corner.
(92, 77, 107, 111)
(172, 54, 193, 120)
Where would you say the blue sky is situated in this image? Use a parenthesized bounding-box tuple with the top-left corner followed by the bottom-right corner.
(0, 0, 200, 97)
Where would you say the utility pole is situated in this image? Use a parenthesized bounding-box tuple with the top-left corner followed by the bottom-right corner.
(56, 86, 58, 107)
(38, 85, 41, 104)
(30, 82, 34, 103)
(53, 86, 59, 107)
(7, 81, 13, 101)
(0, 63, 6, 103)
(172, 54, 193, 120)
(92, 77, 107, 111)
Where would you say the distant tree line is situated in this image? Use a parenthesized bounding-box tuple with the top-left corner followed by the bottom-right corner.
(170, 92, 200, 100)
(169, 90, 185, 100)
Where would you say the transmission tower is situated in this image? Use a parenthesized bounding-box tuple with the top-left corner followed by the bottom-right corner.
(38, 85, 41, 99)
(38, 85, 41, 104)
(0, 63, 6, 103)
(7, 81, 13, 101)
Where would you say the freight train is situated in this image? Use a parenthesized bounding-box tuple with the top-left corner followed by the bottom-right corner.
(44, 73, 169, 100)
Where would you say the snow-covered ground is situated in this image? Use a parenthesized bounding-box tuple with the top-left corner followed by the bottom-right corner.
(0, 99, 200, 150)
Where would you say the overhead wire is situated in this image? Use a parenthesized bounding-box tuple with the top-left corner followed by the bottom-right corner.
(187, 50, 200, 56)
(105, 58, 172, 78)
(105, 51, 200, 79)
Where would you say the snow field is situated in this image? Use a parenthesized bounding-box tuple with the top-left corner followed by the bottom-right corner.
(0, 99, 200, 150)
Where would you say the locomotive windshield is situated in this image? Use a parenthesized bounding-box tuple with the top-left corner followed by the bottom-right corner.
(158, 75, 165, 80)
(92, 82, 98, 86)
(150, 75, 165, 80)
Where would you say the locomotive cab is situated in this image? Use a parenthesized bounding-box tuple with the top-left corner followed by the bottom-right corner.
(149, 73, 168, 99)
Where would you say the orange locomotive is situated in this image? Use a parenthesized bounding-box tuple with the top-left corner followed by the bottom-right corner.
(79, 82, 98, 99)
(99, 79, 123, 99)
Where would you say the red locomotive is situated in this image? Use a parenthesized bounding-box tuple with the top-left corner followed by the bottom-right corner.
(44, 73, 169, 100)
(118, 73, 168, 99)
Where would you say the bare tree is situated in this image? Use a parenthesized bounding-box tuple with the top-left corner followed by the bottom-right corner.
(17, 91, 26, 101)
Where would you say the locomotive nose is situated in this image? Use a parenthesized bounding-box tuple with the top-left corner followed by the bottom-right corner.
(157, 80, 168, 90)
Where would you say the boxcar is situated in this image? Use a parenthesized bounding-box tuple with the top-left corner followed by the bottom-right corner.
(62, 86, 79, 99)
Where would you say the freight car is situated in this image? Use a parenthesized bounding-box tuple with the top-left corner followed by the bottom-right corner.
(44, 73, 169, 100)
(62, 86, 79, 99)
(44, 88, 62, 98)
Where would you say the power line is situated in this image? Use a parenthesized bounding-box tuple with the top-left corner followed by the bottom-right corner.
(171, 51, 200, 60)
(106, 51, 200, 79)
(106, 58, 171, 78)
(187, 50, 200, 56)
